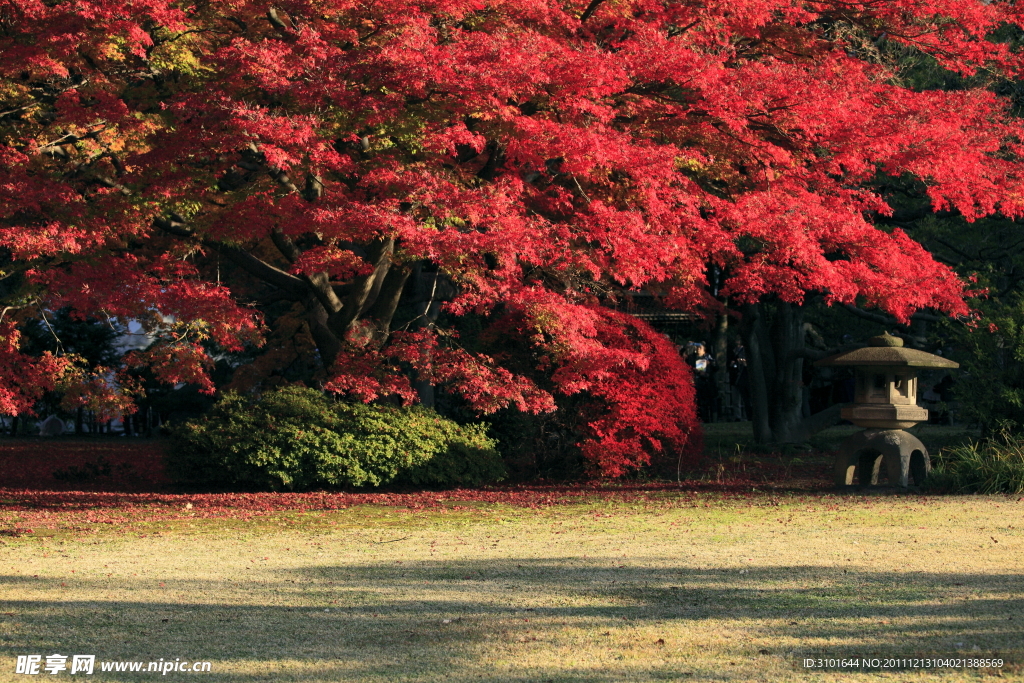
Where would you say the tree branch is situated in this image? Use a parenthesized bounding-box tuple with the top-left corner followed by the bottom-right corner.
(787, 403, 845, 444)
(304, 271, 345, 316)
(153, 217, 308, 297)
(579, 0, 605, 22)
(789, 347, 833, 362)
(928, 236, 975, 263)
(266, 7, 297, 40)
(841, 303, 894, 325)
(270, 228, 301, 263)
(873, 207, 957, 225)
(90, 174, 131, 196)
(332, 238, 394, 334)
(214, 244, 310, 298)
(366, 265, 411, 332)
(476, 141, 505, 182)
(840, 303, 946, 326)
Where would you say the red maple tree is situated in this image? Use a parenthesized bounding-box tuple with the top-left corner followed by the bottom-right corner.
(2, 0, 1023, 473)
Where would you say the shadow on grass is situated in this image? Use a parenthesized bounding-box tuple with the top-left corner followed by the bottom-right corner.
(2, 559, 1021, 681)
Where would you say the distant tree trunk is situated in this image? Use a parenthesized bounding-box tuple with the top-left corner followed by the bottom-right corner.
(740, 303, 773, 443)
(75, 406, 84, 435)
(415, 374, 435, 408)
(911, 317, 928, 349)
(769, 301, 805, 443)
(741, 301, 843, 444)
(712, 311, 730, 422)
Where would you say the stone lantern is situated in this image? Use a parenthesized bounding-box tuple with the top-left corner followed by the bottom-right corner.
(815, 333, 958, 490)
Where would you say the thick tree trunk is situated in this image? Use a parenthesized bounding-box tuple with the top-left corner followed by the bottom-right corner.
(406, 263, 449, 408)
(289, 257, 453, 406)
(306, 297, 343, 369)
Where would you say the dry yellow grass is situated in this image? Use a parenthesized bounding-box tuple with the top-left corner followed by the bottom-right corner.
(1, 493, 1022, 681)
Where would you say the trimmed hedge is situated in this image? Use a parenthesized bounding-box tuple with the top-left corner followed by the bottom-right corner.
(168, 386, 504, 490)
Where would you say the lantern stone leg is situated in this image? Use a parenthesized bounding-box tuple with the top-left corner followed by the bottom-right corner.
(834, 429, 930, 490)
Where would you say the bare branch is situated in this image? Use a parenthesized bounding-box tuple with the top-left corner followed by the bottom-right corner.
(34, 299, 64, 355)
(0, 102, 36, 119)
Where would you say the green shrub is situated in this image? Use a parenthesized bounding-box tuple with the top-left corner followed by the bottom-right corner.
(398, 420, 507, 488)
(926, 434, 1024, 494)
(168, 386, 504, 491)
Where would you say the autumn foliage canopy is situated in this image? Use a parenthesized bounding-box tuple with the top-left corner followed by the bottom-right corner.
(3, 0, 1024, 473)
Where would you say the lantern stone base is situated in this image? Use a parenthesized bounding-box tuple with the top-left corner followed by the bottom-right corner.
(834, 429, 930, 490)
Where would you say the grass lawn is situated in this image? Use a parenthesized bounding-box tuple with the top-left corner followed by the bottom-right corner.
(1, 487, 1022, 681)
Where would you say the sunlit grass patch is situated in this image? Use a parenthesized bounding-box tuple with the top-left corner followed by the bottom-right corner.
(1, 494, 1021, 681)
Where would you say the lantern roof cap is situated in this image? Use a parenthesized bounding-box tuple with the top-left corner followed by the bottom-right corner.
(814, 334, 959, 368)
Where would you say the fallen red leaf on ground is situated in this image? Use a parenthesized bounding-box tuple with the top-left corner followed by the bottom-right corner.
(0, 437, 841, 535)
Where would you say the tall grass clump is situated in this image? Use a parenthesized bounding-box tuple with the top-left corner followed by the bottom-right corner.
(927, 431, 1024, 494)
